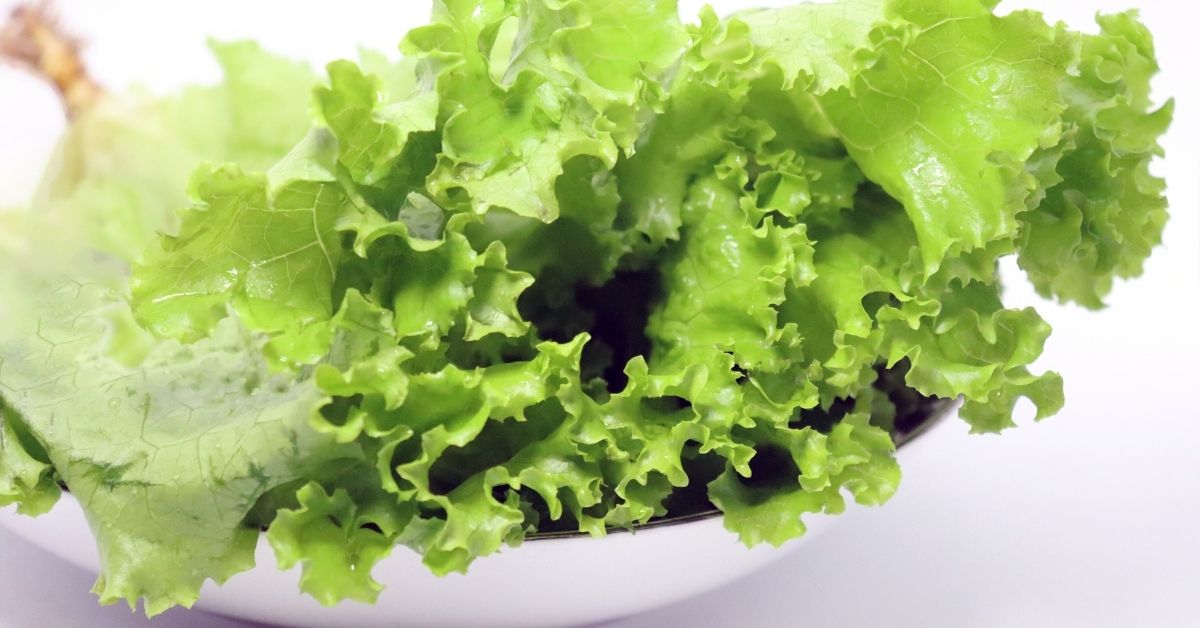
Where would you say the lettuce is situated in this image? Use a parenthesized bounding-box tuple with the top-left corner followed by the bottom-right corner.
(0, 0, 1169, 615)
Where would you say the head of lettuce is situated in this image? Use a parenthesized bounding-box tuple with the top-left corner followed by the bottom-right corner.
(0, 0, 1171, 615)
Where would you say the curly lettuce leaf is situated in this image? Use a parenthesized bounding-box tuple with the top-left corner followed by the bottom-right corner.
(0, 0, 1170, 616)
(411, 0, 686, 223)
(648, 174, 815, 373)
(709, 408, 898, 546)
(737, 0, 886, 92)
(316, 58, 438, 186)
(1017, 12, 1172, 308)
(267, 481, 409, 605)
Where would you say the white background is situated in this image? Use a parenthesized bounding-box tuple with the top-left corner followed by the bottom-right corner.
(1, 1, 1197, 627)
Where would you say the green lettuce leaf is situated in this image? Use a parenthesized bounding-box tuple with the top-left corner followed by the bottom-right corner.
(267, 480, 409, 605)
(820, 2, 1073, 274)
(1017, 12, 1172, 308)
(411, 0, 686, 223)
(0, 403, 61, 516)
(130, 156, 355, 345)
(0, 250, 353, 614)
(0, 0, 1170, 615)
(737, 0, 886, 92)
(33, 41, 316, 261)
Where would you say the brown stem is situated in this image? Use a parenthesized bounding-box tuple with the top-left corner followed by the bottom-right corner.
(0, 1, 102, 119)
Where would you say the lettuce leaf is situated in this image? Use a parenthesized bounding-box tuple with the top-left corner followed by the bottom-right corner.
(1017, 12, 1172, 308)
(0, 244, 355, 614)
(0, 0, 1169, 615)
(32, 41, 316, 260)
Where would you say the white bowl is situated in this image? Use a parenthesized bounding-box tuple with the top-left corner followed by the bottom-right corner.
(1, 498, 817, 628)
(0, 419, 945, 627)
